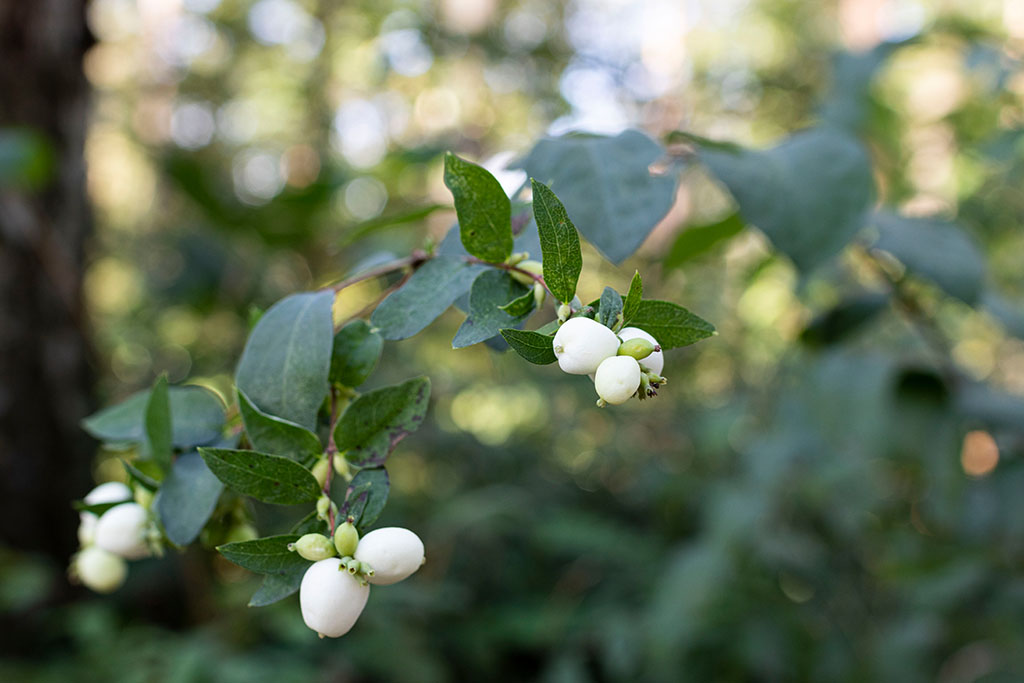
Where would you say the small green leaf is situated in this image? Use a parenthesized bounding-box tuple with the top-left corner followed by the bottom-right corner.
(453, 271, 531, 348)
(156, 451, 223, 546)
(443, 152, 513, 263)
(330, 320, 383, 388)
(665, 213, 746, 269)
(72, 499, 130, 516)
(499, 289, 536, 317)
(217, 534, 308, 575)
(235, 290, 335, 432)
(83, 385, 225, 448)
(624, 300, 715, 350)
(334, 377, 431, 467)
(237, 389, 322, 463)
(341, 467, 390, 533)
(598, 287, 623, 328)
(144, 375, 172, 471)
(122, 460, 161, 489)
(370, 256, 485, 340)
(249, 571, 304, 607)
(531, 179, 582, 304)
(622, 271, 642, 323)
(198, 448, 321, 505)
(500, 329, 557, 365)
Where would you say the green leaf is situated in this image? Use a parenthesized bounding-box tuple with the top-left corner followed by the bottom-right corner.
(622, 271, 642, 323)
(699, 127, 874, 271)
(443, 152, 513, 263)
(334, 377, 431, 467)
(623, 300, 715, 350)
(217, 534, 308, 575)
(198, 448, 321, 505)
(144, 375, 172, 471)
(122, 460, 161, 489)
(499, 288, 535, 317)
(72, 500, 130, 516)
(597, 287, 623, 329)
(156, 451, 223, 546)
(290, 509, 328, 536)
(530, 179, 582, 303)
(664, 213, 746, 269)
(520, 130, 676, 263)
(500, 329, 557, 365)
(370, 256, 485, 340)
(330, 320, 383, 388)
(235, 290, 334, 432)
(82, 385, 226, 448)
(249, 571, 304, 607)
(800, 293, 889, 347)
(453, 271, 531, 348)
(341, 467, 390, 533)
(870, 212, 985, 304)
(237, 389, 322, 463)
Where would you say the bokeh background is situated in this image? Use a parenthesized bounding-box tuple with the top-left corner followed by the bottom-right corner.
(3, 0, 1024, 680)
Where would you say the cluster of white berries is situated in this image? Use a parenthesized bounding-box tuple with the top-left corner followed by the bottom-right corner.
(71, 481, 154, 593)
(292, 519, 425, 638)
(552, 317, 666, 406)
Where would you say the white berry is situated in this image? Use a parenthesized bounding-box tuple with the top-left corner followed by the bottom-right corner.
(618, 327, 663, 375)
(94, 503, 151, 560)
(299, 558, 370, 638)
(552, 317, 620, 375)
(594, 356, 641, 405)
(79, 482, 133, 547)
(354, 527, 425, 586)
(74, 546, 127, 593)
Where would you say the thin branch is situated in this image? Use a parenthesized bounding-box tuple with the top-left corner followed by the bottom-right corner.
(324, 249, 431, 293)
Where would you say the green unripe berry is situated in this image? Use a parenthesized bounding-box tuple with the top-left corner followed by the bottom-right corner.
(289, 533, 337, 561)
(334, 518, 359, 557)
(133, 485, 154, 510)
(311, 457, 330, 489)
(316, 495, 338, 522)
(617, 337, 656, 361)
(333, 455, 351, 481)
(509, 259, 543, 288)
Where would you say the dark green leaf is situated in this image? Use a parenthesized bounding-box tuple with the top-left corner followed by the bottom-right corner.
(665, 213, 746, 269)
(237, 388, 322, 463)
(144, 375, 172, 471)
(622, 271, 642, 323)
(370, 256, 485, 340)
(341, 467, 390, 533)
(290, 509, 328, 536)
(598, 287, 623, 328)
(249, 571, 304, 607)
(531, 179, 582, 303)
(198, 448, 321, 505)
(453, 271, 531, 348)
(235, 290, 334, 431)
(82, 385, 226, 448)
(699, 127, 874, 271)
(123, 460, 161, 489)
(624, 300, 715, 350)
(499, 288, 536, 317)
(870, 211, 985, 304)
(443, 152, 513, 263)
(521, 131, 676, 263)
(800, 293, 890, 347)
(500, 329, 557, 365)
(334, 377, 431, 467)
(72, 500, 130, 516)
(330, 320, 383, 388)
(156, 451, 223, 546)
(217, 534, 308, 575)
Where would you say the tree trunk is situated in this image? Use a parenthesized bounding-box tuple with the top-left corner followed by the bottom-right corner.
(0, 0, 94, 562)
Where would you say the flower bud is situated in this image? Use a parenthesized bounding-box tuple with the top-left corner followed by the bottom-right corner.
(617, 327, 663, 375)
(552, 317, 620, 375)
(334, 518, 359, 557)
(532, 282, 546, 309)
(94, 502, 151, 560)
(290, 533, 337, 561)
(593, 356, 641, 405)
(354, 527, 425, 586)
(509, 259, 543, 288)
(299, 558, 370, 638)
(333, 454, 351, 481)
(556, 302, 572, 322)
(311, 457, 330, 489)
(73, 546, 127, 594)
(617, 337, 656, 361)
(316, 495, 338, 522)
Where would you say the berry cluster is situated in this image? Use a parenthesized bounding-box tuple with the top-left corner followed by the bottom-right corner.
(71, 482, 156, 593)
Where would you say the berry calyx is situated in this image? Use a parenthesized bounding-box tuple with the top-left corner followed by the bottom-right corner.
(593, 355, 642, 405)
(299, 558, 370, 638)
(552, 317, 620, 375)
(354, 527, 425, 586)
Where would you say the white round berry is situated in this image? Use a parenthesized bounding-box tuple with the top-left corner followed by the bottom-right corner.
(552, 317, 620, 375)
(299, 558, 370, 638)
(74, 546, 127, 593)
(354, 527, 425, 586)
(594, 356, 642, 405)
(618, 327, 663, 375)
(94, 503, 151, 560)
(84, 481, 133, 505)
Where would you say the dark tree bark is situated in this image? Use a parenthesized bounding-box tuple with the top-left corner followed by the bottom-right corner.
(0, 0, 94, 562)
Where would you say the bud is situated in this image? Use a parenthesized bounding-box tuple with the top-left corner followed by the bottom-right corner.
(552, 317, 620, 375)
(593, 356, 642, 405)
(316, 495, 338, 522)
(506, 252, 529, 267)
(617, 337, 656, 361)
(290, 533, 337, 561)
(334, 518, 359, 557)
(509, 259, 543, 288)
(618, 327, 663, 375)
(532, 282, 546, 310)
(73, 546, 128, 594)
(354, 527, 425, 586)
(299, 558, 370, 637)
(556, 302, 572, 322)
(333, 454, 351, 481)
(94, 503, 151, 560)
(311, 457, 330, 489)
